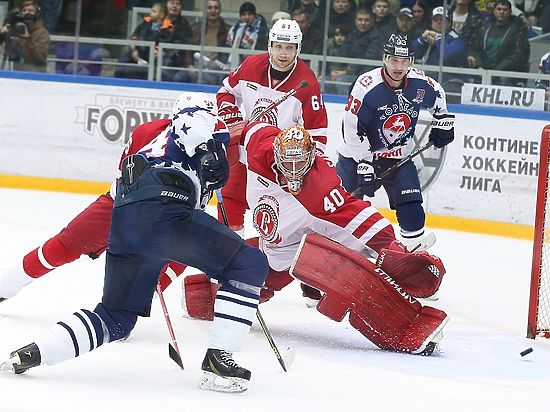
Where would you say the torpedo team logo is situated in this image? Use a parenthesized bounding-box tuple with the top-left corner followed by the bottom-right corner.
(382, 113, 412, 147)
(252, 195, 282, 244)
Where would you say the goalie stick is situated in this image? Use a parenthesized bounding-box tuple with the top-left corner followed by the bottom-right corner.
(248, 80, 309, 123)
(156, 283, 184, 369)
(215, 189, 295, 372)
(352, 140, 434, 197)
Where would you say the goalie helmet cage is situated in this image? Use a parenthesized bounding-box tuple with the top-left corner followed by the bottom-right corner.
(528, 124, 550, 339)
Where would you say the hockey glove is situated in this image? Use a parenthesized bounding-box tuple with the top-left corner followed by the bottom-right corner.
(195, 139, 230, 190)
(429, 113, 455, 148)
(218, 104, 244, 125)
(356, 160, 380, 198)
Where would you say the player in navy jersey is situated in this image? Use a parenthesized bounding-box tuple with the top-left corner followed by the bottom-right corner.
(337, 34, 455, 252)
(1, 97, 269, 393)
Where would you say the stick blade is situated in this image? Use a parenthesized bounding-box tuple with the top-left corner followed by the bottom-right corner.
(169, 343, 184, 370)
(283, 346, 296, 371)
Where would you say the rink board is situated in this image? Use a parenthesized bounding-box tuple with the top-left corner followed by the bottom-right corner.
(1, 71, 550, 238)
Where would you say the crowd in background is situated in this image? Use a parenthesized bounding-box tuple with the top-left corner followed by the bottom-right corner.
(1, 0, 550, 93)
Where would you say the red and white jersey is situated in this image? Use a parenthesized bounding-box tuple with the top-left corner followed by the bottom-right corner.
(109, 119, 172, 198)
(119, 119, 171, 166)
(242, 122, 395, 271)
(217, 53, 328, 151)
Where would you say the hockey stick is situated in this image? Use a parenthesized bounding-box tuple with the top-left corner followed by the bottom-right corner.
(215, 189, 295, 372)
(156, 283, 184, 369)
(352, 140, 434, 197)
(248, 80, 309, 123)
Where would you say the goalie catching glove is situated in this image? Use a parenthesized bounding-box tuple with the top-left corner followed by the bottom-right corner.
(429, 112, 455, 148)
(376, 241, 445, 298)
(195, 139, 230, 190)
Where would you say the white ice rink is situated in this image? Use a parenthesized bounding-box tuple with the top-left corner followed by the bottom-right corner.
(0, 188, 548, 412)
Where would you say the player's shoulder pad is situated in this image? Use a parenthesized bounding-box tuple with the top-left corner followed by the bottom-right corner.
(353, 68, 383, 94)
(408, 69, 442, 91)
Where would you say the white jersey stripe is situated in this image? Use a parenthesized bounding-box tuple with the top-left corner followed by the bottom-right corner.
(358, 218, 392, 245)
(345, 207, 378, 234)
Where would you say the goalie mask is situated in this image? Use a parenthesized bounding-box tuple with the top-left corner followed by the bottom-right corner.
(171, 92, 215, 118)
(273, 126, 315, 195)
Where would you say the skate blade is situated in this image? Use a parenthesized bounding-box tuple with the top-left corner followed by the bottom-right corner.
(0, 356, 18, 374)
(303, 297, 319, 309)
(408, 232, 437, 252)
(198, 371, 249, 393)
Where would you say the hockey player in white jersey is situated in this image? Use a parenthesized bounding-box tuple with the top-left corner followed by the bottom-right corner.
(337, 34, 455, 251)
(0, 97, 269, 393)
(182, 122, 449, 355)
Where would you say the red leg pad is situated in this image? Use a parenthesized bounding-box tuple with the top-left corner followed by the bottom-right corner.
(397, 306, 448, 353)
(291, 234, 448, 352)
(376, 241, 446, 298)
(158, 262, 187, 292)
(182, 274, 218, 321)
(316, 293, 349, 322)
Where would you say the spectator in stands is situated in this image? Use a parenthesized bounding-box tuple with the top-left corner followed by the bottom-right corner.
(226, 2, 268, 64)
(371, 0, 397, 42)
(535, 51, 550, 89)
(271, 11, 291, 27)
(292, 8, 323, 55)
(327, 8, 382, 94)
(412, 0, 432, 31)
(190, 0, 231, 85)
(286, 0, 324, 28)
(395, 7, 422, 40)
(0, 0, 49, 72)
(450, 0, 484, 52)
(325, 25, 351, 94)
(412, 6, 468, 68)
(114, 2, 174, 80)
(37, 0, 62, 34)
(329, 0, 357, 36)
(468, 0, 531, 85)
(162, 0, 194, 82)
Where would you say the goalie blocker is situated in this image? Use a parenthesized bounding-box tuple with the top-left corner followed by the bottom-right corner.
(182, 234, 448, 355)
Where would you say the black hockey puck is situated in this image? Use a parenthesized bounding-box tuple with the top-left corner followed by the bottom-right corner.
(520, 347, 533, 357)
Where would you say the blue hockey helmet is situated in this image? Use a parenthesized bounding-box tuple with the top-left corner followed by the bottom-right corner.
(383, 34, 414, 60)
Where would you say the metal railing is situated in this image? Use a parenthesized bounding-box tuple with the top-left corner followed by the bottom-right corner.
(9, 34, 548, 110)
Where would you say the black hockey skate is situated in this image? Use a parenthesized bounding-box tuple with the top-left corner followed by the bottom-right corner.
(0, 343, 41, 374)
(199, 349, 251, 393)
(0, 297, 6, 303)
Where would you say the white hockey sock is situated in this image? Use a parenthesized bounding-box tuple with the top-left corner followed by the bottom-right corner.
(0, 259, 33, 298)
(35, 309, 109, 366)
(209, 283, 259, 352)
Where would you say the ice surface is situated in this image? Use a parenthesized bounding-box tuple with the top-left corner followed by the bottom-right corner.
(0, 188, 548, 412)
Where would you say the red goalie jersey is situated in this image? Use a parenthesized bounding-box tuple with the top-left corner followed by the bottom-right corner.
(242, 121, 395, 271)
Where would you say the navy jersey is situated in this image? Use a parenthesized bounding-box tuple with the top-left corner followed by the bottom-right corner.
(340, 67, 449, 162)
(137, 107, 230, 208)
